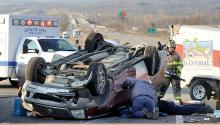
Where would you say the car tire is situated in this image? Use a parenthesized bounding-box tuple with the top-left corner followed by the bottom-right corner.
(25, 57, 46, 83)
(87, 63, 107, 96)
(94, 80, 111, 106)
(189, 80, 211, 101)
(9, 78, 18, 87)
(143, 46, 160, 76)
(85, 33, 104, 53)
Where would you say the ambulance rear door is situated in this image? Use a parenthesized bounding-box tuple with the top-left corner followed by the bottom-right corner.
(0, 15, 9, 78)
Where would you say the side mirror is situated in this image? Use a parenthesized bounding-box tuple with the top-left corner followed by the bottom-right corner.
(35, 49, 39, 54)
(64, 35, 69, 39)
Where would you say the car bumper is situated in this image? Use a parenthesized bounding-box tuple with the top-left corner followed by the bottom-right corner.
(32, 102, 85, 119)
(21, 81, 89, 119)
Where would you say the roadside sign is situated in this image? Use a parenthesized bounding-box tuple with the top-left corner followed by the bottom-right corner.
(147, 28, 156, 33)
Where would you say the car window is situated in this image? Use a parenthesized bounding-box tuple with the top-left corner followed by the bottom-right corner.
(38, 39, 78, 52)
(23, 39, 38, 54)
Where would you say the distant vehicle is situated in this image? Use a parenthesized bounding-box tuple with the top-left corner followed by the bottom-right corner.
(62, 31, 69, 39)
(170, 25, 220, 101)
(72, 28, 80, 38)
(21, 32, 166, 119)
(0, 14, 78, 87)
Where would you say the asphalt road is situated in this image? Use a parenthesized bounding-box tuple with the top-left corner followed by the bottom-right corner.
(73, 24, 166, 48)
(1, 80, 219, 124)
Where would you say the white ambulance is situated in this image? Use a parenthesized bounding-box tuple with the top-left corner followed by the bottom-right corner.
(0, 15, 78, 87)
(170, 25, 220, 100)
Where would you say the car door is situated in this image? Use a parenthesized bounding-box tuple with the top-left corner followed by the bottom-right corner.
(113, 70, 131, 107)
(0, 33, 7, 77)
(16, 39, 40, 78)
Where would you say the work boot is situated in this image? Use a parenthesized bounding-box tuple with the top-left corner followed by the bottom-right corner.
(18, 87, 22, 97)
(205, 105, 214, 114)
(196, 105, 214, 114)
(152, 107, 159, 119)
(143, 107, 159, 120)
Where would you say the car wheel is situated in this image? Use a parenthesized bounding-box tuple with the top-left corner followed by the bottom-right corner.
(190, 80, 211, 101)
(143, 46, 160, 76)
(85, 33, 104, 53)
(94, 80, 111, 106)
(87, 63, 107, 96)
(9, 78, 18, 87)
(25, 57, 46, 83)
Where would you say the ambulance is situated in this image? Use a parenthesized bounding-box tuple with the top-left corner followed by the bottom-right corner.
(0, 15, 78, 87)
(170, 25, 220, 100)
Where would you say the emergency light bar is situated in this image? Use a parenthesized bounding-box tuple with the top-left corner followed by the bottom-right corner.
(33, 20, 39, 26)
(40, 21, 46, 27)
(12, 19, 58, 27)
(46, 20, 52, 27)
(20, 20, 26, 26)
(26, 20, 32, 26)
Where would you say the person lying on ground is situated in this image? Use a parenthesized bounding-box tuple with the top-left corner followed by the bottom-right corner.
(158, 99, 214, 115)
(120, 67, 159, 119)
(119, 66, 214, 118)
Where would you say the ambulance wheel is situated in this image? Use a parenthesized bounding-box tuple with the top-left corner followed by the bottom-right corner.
(9, 78, 18, 87)
(190, 80, 211, 101)
(25, 57, 46, 83)
(143, 46, 160, 76)
(85, 33, 104, 52)
(87, 63, 107, 96)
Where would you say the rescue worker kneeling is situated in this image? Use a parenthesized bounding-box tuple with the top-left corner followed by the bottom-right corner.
(119, 67, 214, 119)
(121, 67, 159, 119)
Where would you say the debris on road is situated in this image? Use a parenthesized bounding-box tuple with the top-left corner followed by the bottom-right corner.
(183, 118, 200, 123)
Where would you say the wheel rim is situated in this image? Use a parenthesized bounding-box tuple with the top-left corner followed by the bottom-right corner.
(95, 39, 102, 49)
(97, 66, 106, 95)
(193, 84, 206, 100)
(94, 34, 104, 49)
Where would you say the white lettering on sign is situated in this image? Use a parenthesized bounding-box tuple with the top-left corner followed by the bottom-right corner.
(24, 28, 47, 35)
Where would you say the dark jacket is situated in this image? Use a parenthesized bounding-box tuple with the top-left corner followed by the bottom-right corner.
(123, 78, 157, 103)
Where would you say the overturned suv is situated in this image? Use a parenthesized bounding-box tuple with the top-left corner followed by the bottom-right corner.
(21, 33, 166, 119)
